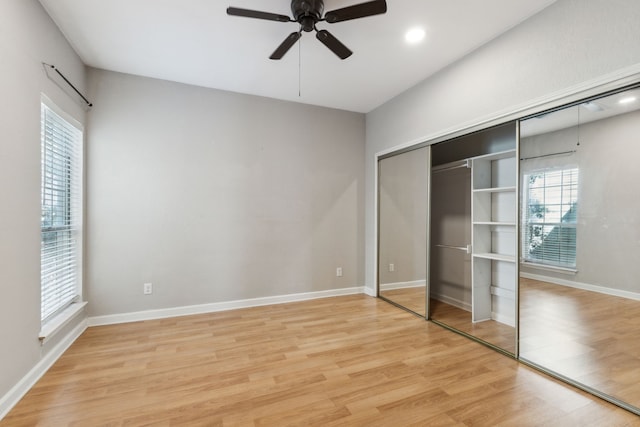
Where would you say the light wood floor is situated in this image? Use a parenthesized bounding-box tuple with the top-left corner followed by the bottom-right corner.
(379, 286, 426, 315)
(520, 277, 640, 410)
(380, 287, 516, 354)
(3, 295, 639, 426)
(430, 299, 516, 355)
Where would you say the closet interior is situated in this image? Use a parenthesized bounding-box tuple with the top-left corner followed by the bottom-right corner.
(429, 122, 517, 354)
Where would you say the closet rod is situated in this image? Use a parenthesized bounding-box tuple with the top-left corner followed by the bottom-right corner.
(435, 244, 472, 254)
(520, 150, 576, 161)
(432, 159, 470, 174)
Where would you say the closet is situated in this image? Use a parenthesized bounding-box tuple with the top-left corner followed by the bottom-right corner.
(429, 122, 517, 353)
(377, 84, 640, 416)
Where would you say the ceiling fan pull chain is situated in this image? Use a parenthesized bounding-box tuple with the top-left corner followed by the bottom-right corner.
(298, 37, 302, 97)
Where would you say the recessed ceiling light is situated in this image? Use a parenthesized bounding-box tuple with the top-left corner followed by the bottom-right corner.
(619, 96, 637, 105)
(405, 27, 426, 44)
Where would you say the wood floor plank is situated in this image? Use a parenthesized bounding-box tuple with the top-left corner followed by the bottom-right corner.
(2, 295, 638, 426)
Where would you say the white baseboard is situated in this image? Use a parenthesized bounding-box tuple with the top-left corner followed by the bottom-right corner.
(363, 287, 376, 297)
(521, 272, 640, 301)
(379, 280, 426, 292)
(88, 286, 365, 326)
(0, 318, 88, 420)
(431, 293, 472, 312)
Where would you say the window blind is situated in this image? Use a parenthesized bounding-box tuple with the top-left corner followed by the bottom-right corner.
(522, 168, 578, 269)
(41, 102, 82, 323)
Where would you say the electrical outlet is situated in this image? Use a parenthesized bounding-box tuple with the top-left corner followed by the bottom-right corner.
(143, 283, 153, 295)
(389, 263, 395, 272)
(336, 267, 343, 277)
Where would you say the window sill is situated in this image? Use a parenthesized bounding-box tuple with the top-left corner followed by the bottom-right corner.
(39, 301, 87, 345)
(520, 261, 577, 275)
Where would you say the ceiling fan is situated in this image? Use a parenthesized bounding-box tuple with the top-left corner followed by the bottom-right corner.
(227, 0, 387, 60)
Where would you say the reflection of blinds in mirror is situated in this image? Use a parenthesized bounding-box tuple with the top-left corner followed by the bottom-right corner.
(522, 168, 578, 269)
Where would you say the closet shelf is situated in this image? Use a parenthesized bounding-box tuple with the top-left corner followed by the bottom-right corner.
(473, 252, 516, 262)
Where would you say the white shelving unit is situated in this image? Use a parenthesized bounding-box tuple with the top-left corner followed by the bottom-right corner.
(471, 149, 517, 326)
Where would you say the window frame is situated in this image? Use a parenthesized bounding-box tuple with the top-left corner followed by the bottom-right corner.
(40, 96, 84, 326)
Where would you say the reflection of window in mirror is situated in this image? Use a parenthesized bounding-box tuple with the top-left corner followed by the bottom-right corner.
(522, 167, 578, 270)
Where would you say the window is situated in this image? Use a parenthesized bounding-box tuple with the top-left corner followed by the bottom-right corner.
(41, 101, 82, 324)
(522, 167, 578, 269)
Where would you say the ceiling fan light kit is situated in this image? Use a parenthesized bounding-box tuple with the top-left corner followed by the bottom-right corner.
(227, 0, 387, 60)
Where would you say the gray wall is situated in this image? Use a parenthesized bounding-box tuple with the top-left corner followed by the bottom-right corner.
(85, 68, 365, 317)
(521, 110, 640, 293)
(365, 0, 640, 293)
(0, 0, 86, 404)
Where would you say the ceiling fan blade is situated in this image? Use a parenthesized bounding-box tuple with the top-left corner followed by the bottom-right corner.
(270, 32, 302, 60)
(324, 0, 387, 23)
(316, 30, 352, 60)
(227, 7, 291, 22)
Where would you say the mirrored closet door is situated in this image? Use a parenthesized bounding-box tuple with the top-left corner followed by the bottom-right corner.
(378, 146, 430, 316)
(519, 86, 640, 414)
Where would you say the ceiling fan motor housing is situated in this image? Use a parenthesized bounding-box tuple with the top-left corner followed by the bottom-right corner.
(292, 0, 324, 31)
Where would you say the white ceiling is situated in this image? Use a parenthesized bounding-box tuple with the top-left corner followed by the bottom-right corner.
(39, 0, 557, 113)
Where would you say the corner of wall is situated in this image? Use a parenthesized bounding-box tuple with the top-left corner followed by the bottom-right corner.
(0, 318, 88, 420)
